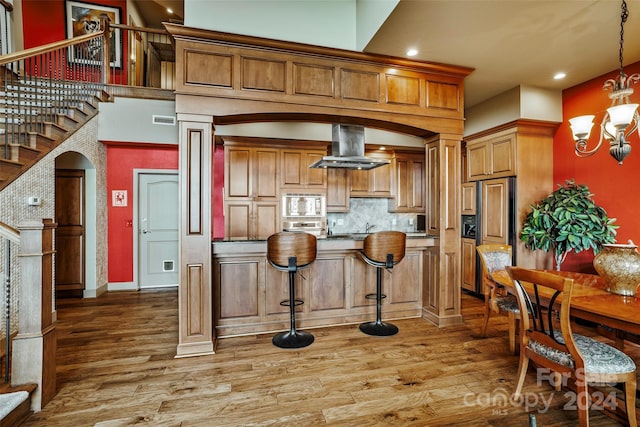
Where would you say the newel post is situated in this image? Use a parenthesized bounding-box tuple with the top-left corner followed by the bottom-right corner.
(100, 14, 111, 85)
(12, 218, 56, 411)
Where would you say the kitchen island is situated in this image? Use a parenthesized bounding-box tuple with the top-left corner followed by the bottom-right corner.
(212, 234, 437, 337)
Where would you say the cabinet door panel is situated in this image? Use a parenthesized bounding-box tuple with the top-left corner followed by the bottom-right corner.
(254, 202, 280, 240)
(350, 169, 369, 194)
(461, 238, 476, 292)
(306, 152, 327, 186)
(351, 256, 378, 307)
(461, 182, 476, 215)
(309, 257, 346, 310)
(254, 148, 279, 198)
(490, 135, 515, 176)
(226, 148, 251, 198)
(281, 150, 303, 186)
(482, 178, 509, 244)
(226, 203, 251, 240)
(389, 252, 421, 303)
(466, 143, 489, 181)
(395, 158, 409, 209)
(411, 159, 424, 210)
(218, 260, 259, 318)
(327, 168, 349, 212)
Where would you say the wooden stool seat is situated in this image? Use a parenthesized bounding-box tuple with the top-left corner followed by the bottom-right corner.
(359, 231, 406, 336)
(267, 231, 316, 349)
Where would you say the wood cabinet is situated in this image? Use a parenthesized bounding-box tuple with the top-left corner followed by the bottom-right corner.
(390, 151, 425, 213)
(280, 149, 327, 189)
(326, 168, 350, 212)
(461, 182, 476, 215)
(350, 152, 393, 197)
(466, 130, 516, 181)
(224, 144, 280, 239)
(212, 239, 432, 337)
(465, 121, 558, 271)
(481, 177, 510, 244)
(461, 238, 477, 293)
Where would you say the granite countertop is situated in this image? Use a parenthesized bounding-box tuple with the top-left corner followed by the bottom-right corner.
(213, 232, 438, 244)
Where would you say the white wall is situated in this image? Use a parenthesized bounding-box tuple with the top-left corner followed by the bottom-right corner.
(98, 98, 178, 144)
(185, 0, 395, 51)
(464, 85, 562, 136)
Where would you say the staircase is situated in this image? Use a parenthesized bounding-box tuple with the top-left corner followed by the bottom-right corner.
(0, 77, 108, 190)
(0, 384, 36, 427)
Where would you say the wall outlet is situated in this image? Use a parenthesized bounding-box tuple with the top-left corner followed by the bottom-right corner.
(392, 217, 397, 225)
(409, 218, 414, 226)
(337, 218, 344, 226)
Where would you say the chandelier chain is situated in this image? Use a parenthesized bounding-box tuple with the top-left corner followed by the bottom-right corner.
(619, 0, 629, 74)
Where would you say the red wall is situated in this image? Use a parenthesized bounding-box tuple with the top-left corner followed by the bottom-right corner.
(106, 143, 178, 283)
(22, 0, 127, 47)
(22, 0, 129, 82)
(553, 61, 640, 272)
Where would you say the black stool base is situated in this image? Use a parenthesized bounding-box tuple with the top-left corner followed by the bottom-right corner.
(359, 321, 399, 336)
(272, 330, 314, 348)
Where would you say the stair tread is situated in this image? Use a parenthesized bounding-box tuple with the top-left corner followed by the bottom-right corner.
(0, 384, 36, 395)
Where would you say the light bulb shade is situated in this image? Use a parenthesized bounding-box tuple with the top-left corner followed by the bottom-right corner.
(569, 115, 595, 140)
(604, 120, 618, 140)
(607, 103, 639, 129)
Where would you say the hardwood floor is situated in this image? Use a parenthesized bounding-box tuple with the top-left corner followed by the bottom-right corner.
(23, 289, 636, 426)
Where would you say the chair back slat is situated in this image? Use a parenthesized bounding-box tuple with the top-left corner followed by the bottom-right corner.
(506, 266, 582, 367)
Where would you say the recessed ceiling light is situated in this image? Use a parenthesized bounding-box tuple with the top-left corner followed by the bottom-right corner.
(167, 8, 173, 14)
(554, 72, 566, 80)
(406, 49, 418, 57)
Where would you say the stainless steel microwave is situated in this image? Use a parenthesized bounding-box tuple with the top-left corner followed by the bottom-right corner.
(282, 193, 326, 218)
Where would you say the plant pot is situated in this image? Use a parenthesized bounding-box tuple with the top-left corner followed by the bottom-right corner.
(593, 244, 640, 296)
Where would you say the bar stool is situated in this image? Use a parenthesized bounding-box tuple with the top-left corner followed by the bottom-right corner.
(359, 231, 406, 336)
(267, 231, 316, 349)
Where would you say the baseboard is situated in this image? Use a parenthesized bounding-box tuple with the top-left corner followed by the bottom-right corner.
(107, 282, 137, 291)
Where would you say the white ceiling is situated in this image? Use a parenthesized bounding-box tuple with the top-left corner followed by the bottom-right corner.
(135, 0, 640, 109)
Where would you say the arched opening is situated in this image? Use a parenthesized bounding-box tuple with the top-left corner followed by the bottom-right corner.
(55, 151, 99, 298)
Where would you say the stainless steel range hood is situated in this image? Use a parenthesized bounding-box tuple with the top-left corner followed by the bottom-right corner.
(309, 124, 390, 170)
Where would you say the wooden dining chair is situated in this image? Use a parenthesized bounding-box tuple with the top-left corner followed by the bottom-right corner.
(507, 266, 637, 427)
(476, 244, 519, 354)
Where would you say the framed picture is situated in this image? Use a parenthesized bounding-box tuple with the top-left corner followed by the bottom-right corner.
(65, 0, 122, 67)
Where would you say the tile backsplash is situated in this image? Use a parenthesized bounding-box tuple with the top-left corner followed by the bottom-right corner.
(327, 198, 420, 234)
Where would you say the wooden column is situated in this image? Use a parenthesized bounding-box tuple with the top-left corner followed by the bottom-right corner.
(176, 114, 215, 358)
(423, 135, 463, 327)
(12, 218, 56, 410)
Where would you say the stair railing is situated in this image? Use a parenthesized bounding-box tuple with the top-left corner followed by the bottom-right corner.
(0, 221, 18, 383)
(0, 17, 175, 166)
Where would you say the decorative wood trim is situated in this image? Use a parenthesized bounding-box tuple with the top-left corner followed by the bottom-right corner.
(187, 129, 203, 235)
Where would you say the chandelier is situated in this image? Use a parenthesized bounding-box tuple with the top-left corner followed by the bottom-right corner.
(568, 0, 640, 165)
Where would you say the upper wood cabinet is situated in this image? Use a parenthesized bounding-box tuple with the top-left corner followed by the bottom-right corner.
(326, 168, 350, 212)
(280, 149, 327, 189)
(225, 145, 280, 200)
(390, 151, 425, 213)
(350, 152, 393, 197)
(466, 130, 516, 181)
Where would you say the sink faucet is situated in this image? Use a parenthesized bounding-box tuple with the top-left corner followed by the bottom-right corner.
(365, 222, 377, 233)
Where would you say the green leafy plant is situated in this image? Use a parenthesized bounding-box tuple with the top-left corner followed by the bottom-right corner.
(520, 179, 618, 270)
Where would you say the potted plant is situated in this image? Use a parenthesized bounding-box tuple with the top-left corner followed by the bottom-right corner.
(520, 179, 618, 270)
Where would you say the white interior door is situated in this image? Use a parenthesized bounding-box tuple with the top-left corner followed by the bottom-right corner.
(138, 172, 179, 288)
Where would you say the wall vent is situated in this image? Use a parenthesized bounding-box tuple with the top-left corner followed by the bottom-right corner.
(152, 115, 176, 126)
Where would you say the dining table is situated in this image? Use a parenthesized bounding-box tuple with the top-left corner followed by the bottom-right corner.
(490, 269, 640, 337)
